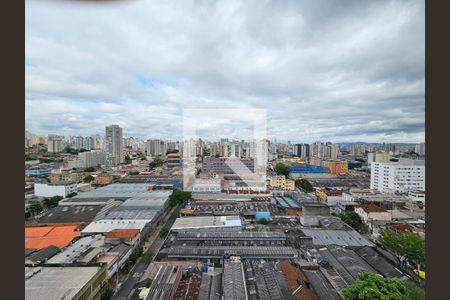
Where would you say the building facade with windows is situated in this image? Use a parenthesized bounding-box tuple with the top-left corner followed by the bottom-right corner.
(370, 159, 425, 193)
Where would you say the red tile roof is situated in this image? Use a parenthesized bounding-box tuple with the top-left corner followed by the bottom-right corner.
(356, 203, 387, 213)
(25, 225, 80, 250)
(106, 229, 140, 239)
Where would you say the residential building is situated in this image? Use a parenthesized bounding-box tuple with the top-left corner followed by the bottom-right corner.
(47, 134, 64, 153)
(267, 175, 296, 191)
(25, 166, 52, 177)
(367, 151, 390, 165)
(146, 139, 165, 157)
(354, 203, 392, 224)
(408, 190, 426, 205)
(68, 150, 106, 169)
(105, 125, 124, 165)
(294, 143, 310, 158)
(50, 172, 84, 183)
(370, 159, 425, 193)
(167, 151, 182, 168)
(415, 142, 425, 156)
(34, 181, 78, 197)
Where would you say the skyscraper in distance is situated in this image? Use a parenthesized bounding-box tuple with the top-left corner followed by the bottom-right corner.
(105, 125, 124, 165)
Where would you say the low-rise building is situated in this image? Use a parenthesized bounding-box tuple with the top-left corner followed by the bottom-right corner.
(25, 166, 52, 177)
(92, 172, 113, 186)
(354, 203, 392, 224)
(192, 178, 221, 193)
(34, 181, 78, 197)
(25, 265, 107, 300)
(267, 175, 296, 190)
(50, 172, 84, 183)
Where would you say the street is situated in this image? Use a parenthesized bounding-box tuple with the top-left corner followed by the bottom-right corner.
(111, 205, 180, 300)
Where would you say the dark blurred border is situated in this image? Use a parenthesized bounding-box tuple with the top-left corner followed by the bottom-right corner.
(1, 0, 25, 298)
(425, 0, 450, 298)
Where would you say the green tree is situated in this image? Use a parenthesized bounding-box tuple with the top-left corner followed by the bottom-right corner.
(124, 155, 132, 164)
(128, 247, 143, 264)
(257, 218, 269, 225)
(168, 190, 192, 207)
(44, 195, 64, 207)
(340, 212, 363, 228)
(64, 146, 78, 154)
(141, 252, 154, 264)
(295, 178, 314, 192)
(149, 157, 165, 168)
(66, 192, 78, 198)
(100, 288, 115, 300)
(160, 228, 169, 238)
(378, 229, 425, 265)
(84, 167, 95, 172)
(128, 171, 139, 175)
(274, 163, 290, 176)
(29, 202, 43, 214)
(343, 272, 410, 300)
(83, 175, 95, 183)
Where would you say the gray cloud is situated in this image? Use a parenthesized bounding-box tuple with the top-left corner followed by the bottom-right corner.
(25, 0, 424, 143)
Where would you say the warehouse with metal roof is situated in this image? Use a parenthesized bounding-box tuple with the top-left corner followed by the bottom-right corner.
(168, 246, 298, 259)
(171, 216, 243, 232)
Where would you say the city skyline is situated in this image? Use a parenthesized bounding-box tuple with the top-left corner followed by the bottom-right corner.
(25, 128, 423, 146)
(26, 0, 424, 143)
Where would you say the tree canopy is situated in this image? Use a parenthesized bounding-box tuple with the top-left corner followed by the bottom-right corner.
(343, 272, 411, 300)
(378, 229, 425, 265)
(274, 163, 290, 176)
(66, 192, 78, 198)
(168, 190, 191, 207)
(339, 212, 363, 228)
(84, 167, 95, 172)
(257, 218, 269, 225)
(295, 178, 314, 192)
(44, 195, 64, 208)
(29, 202, 43, 214)
(149, 157, 165, 168)
(83, 175, 95, 183)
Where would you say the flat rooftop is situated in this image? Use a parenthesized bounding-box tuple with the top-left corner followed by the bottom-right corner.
(300, 229, 374, 247)
(171, 216, 243, 231)
(81, 219, 148, 234)
(73, 183, 172, 199)
(168, 246, 298, 259)
(176, 231, 287, 241)
(38, 205, 104, 224)
(103, 208, 158, 221)
(46, 235, 105, 264)
(25, 266, 102, 300)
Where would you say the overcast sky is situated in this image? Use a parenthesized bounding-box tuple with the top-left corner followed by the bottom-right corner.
(25, 0, 424, 143)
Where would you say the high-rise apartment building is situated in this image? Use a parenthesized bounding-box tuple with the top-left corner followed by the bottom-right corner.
(146, 139, 165, 157)
(370, 158, 425, 193)
(415, 142, 425, 156)
(47, 134, 64, 153)
(367, 151, 390, 165)
(105, 125, 124, 165)
(294, 144, 310, 158)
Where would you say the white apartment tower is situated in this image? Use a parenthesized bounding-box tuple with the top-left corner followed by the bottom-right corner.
(47, 134, 64, 153)
(370, 159, 425, 193)
(105, 125, 124, 165)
